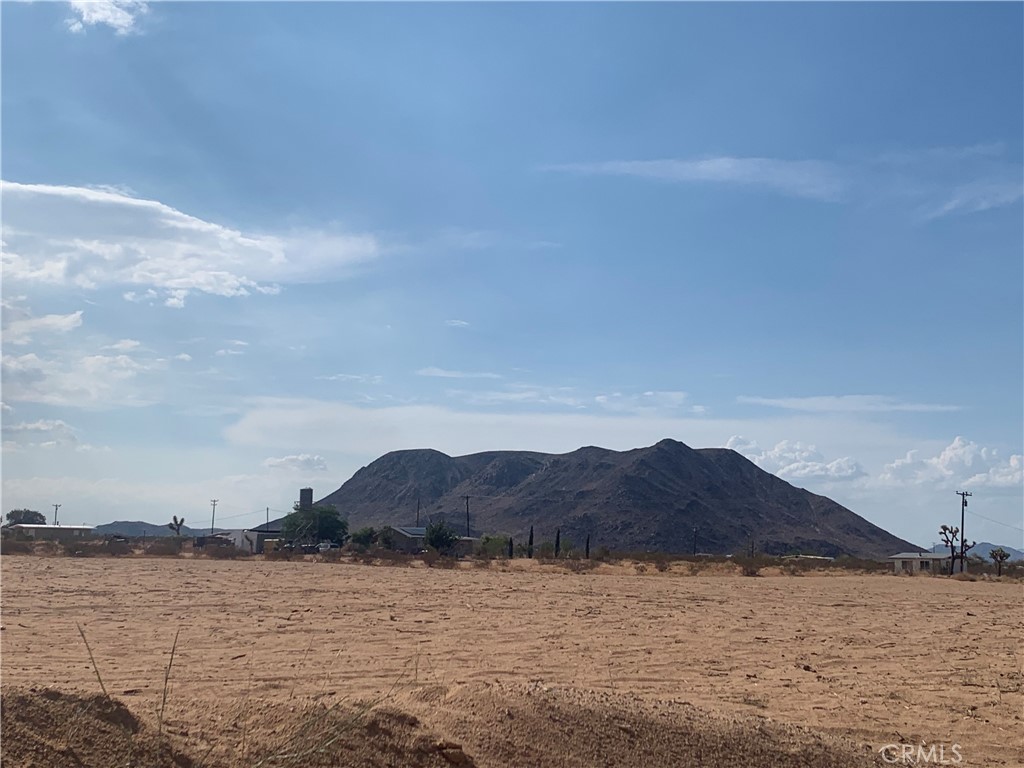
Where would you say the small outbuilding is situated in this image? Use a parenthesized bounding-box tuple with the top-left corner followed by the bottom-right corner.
(6, 524, 96, 542)
(888, 552, 953, 574)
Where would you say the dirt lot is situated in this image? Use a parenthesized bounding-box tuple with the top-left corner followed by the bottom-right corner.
(1, 555, 1021, 767)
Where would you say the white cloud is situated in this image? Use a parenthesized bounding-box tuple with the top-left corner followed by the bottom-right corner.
(416, 367, 501, 379)
(447, 386, 585, 409)
(262, 454, 329, 472)
(228, 339, 249, 347)
(174, 353, 192, 362)
(737, 394, 960, 413)
(545, 156, 846, 201)
(445, 319, 470, 328)
(882, 437, 1023, 490)
(2, 181, 380, 307)
(65, 0, 148, 36)
(3, 308, 83, 346)
(103, 339, 141, 352)
(1, 350, 160, 408)
(316, 373, 383, 384)
(0, 418, 94, 451)
(923, 180, 1024, 220)
(726, 436, 866, 482)
(215, 349, 244, 357)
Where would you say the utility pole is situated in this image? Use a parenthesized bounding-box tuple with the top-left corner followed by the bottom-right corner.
(462, 495, 471, 537)
(52, 503, 61, 526)
(266, 507, 269, 528)
(692, 526, 697, 557)
(210, 499, 218, 535)
(956, 490, 972, 573)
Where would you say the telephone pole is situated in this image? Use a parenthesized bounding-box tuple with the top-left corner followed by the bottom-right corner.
(52, 503, 61, 526)
(210, 499, 218, 535)
(462, 495, 471, 537)
(956, 490, 972, 573)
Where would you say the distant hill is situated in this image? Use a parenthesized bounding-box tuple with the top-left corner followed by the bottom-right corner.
(318, 439, 917, 559)
(930, 542, 1024, 561)
(94, 521, 226, 538)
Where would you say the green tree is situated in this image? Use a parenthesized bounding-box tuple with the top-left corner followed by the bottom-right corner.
(989, 547, 1010, 577)
(283, 505, 347, 544)
(425, 521, 459, 554)
(350, 526, 377, 548)
(6, 509, 46, 526)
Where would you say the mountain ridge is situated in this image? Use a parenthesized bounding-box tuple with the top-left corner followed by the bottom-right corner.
(318, 439, 917, 558)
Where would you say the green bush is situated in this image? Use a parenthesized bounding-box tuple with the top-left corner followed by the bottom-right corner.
(350, 527, 377, 548)
(425, 521, 459, 554)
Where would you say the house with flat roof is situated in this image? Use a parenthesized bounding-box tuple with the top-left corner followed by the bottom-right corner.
(888, 552, 952, 575)
(5, 524, 96, 542)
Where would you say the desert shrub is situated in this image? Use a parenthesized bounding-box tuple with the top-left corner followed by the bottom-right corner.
(634, 563, 648, 574)
(734, 556, 766, 577)
(374, 549, 414, 567)
(951, 572, 978, 582)
(105, 540, 133, 557)
(205, 544, 249, 560)
(350, 527, 377, 549)
(561, 558, 599, 574)
(476, 535, 508, 560)
(265, 548, 293, 561)
(63, 541, 112, 557)
(0, 538, 33, 555)
(421, 549, 457, 568)
(145, 537, 183, 557)
(317, 548, 345, 562)
(592, 546, 614, 563)
(535, 541, 556, 559)
(831, 555, 889, 573)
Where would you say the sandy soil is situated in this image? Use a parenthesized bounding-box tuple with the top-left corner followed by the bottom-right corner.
(1, 556, 1021, 766)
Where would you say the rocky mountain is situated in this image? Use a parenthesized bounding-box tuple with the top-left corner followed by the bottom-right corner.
(318, 439, 916, 558)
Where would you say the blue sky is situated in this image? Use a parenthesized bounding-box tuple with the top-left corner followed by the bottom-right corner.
(2, 1, 1022, 548)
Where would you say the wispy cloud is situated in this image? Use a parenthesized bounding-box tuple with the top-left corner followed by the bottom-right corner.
(737, 395, 960, 414)
(2, 181, 381, 307)
(544, 156, 846, 201)
(2, 308, 83, 346)
(103, 339, 141, 352)
(545, 145, 1023, 219)
(316, 373, 383, 384)
(215, 348, 244, 357)
(416, 367, 501, 379)
(445, 319, 470, 328)
(262, 453, 329, 472)
(65, 0, 149, 36)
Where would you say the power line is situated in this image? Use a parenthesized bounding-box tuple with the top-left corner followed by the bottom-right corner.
(965, 508, 1024, 533)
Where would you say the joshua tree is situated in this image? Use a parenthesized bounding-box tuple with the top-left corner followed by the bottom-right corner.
(528, 526, 534, 559)
(990, 547, 1010, 577)
(168, 516, 186, 536)
(554, 528, 561, 558)
(939, 525, 959, 576)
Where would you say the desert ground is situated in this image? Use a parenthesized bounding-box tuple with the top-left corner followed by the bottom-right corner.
(1, 555, 1021, 767)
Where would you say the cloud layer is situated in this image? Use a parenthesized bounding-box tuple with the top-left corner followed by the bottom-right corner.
(2, 181, 380, 307)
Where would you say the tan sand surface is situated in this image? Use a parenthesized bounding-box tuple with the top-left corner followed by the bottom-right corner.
(1, 556, 1021, 766)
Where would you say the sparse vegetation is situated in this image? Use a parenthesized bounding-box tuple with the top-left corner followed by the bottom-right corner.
(424, 521, 458, 555)
(989, 547, 1010, 576)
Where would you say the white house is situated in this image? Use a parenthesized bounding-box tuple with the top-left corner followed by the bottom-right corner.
(888, 552, 953, 574)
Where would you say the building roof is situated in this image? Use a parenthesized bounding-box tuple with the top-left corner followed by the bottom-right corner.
(8, 524, 94, 531)
(391, 526, 427, 538)
(246, 517, 287, 533)
(888, 552, 951, 560)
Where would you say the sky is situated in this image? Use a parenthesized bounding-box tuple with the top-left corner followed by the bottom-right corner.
(2, 1, 1022, 549)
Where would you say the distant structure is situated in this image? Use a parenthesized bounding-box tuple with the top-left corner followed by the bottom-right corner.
(888, 551, 952, 575)
(299, 487, 314, 511)
(6, 524, 95, 543)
